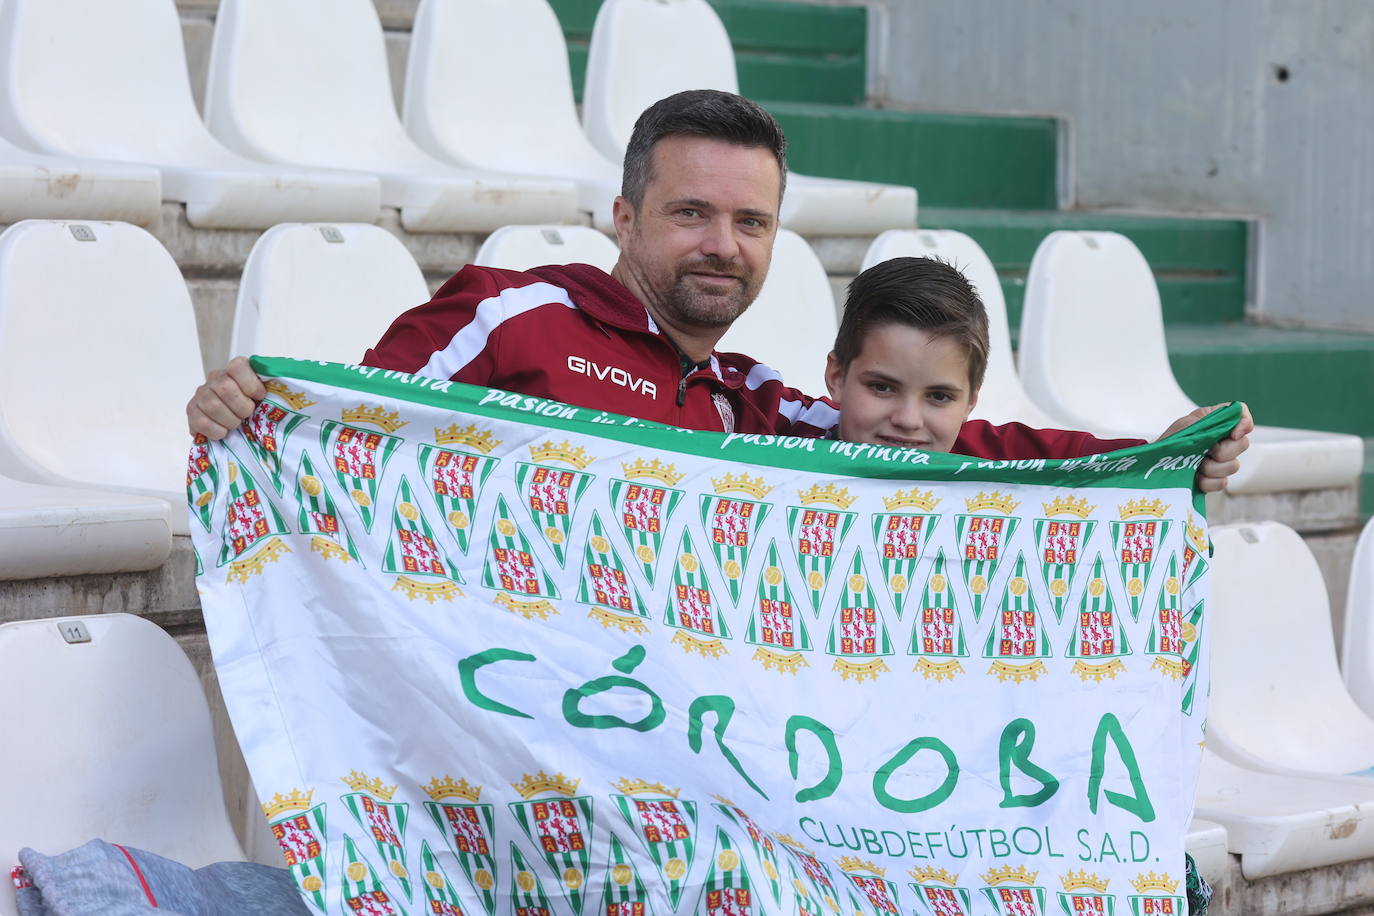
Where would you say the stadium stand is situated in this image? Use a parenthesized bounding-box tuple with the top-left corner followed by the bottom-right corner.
(403, 0, 623, 231)
(0, 136, 162, 226)
(0, 221, 202, 534)
(716, 228, 834, 396)
(579, 0, 917, 235)
(0, 613, 245, 916)
(474, 224, 620, 274)
(861, 229, 1066, 429)
(1343, 515, 1374, 717)
(1018, 231, 1363, 495)
(231, 223, 431, 364)
(202, 0, 581, 232)
(0, 0, 382, 229)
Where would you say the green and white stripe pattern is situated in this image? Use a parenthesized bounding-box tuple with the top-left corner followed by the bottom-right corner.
(744, 542, 812, 654)
(786, 859, 825, 916)
(664, 530, 729, 639)
(1057, 891, 1115, 916)
(267, 801, 328, 912)
(321, 420, 402, 534)
(845, 869, 901, 914)
(509, 795, 595, 914)
(983, 553, 1051, 661)
(613, 791, 698, 910)
(578, 512, 648, 617)
(341, 790, 411, 903)
(508, 843, 553, 916)
(418, 840, 464, 916)
(909, 550, 967, 661)
(240, 397, 307, 494)
(870, 511, 938, 619)
(186, 434, 219, 532)
(910, 880, 973, 916)
(601, 833, 655, 916)
(787, 504, 856, 615)
(1065, 556, 1131, 663)
(955, 514, 1019, 622)
(293, 451, 363, 564)
(1182, 597, 1206, 715)
(418, 442, 499, 554)
(1032, 516, 1096, 622)
(826, 553, 893, 661)
(982, 883, 1047, 916)
(1146, 554, 1185, 660)
(780, 841, 839, 911)
(217, 454, 290, 566)
(340, 835, 404, 915)
(702, 828, 755, 916)
(515, 461, 594, 565)
(381, 476, 462, 583)
(1110, 517, 1172, 621)
(423, 799, 497, 916)
(1128, 891, 1185, 916)
(699, 492, 772, 604)
(482, 496, 559, 598)
(607, 477, 684, 587)
(713, 800, 782, 906)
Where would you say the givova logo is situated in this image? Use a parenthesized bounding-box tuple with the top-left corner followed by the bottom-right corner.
(567, 355, 658, 399)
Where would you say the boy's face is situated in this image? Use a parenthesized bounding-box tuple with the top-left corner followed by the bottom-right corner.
(824, 323, 978, 453)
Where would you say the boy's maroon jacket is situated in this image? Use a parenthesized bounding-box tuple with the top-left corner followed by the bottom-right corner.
(362, 263, 1143, 458)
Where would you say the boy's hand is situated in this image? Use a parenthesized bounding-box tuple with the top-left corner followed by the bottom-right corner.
(187, 356, 266, 440)
(1155, 403, 1254, 493)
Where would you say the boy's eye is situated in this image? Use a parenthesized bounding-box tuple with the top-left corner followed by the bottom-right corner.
(867, 381, 894, 394)
(928, 391, 958, 405)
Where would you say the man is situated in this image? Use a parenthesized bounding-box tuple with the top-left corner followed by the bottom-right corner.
(188, 90, 1250, 486)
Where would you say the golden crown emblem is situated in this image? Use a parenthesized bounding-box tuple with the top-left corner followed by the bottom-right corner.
(621, 458, 685, 485)
(770, 833, 811, 852)
(1186, 512, 1208, 553)
(263, 379, 316, 410)
(1061, 870, 1110, 892)
(512, 770, 580, 799)
(529, 440, 594, 469)
(798, 482, 856, 509)
(981, 865, 1038, 886)
(908, 866, 959, 886)
(1042, 495, 1095, 518)
(612, 778, 680, 798)
(260, 788, 314, 820)
(712, 473, 773, 498)
(434, 423, 501, 453)
(710, 794, 737, 808)
(883, 488, 940, 511)
(1130, 871, 1178, 894)
(1118, 498, 1169, 519)
(342, 404, 407, 433)
(836, 857, 885, 876)
(341, 770, 398, 801)
(965, 490, 1020, 514)
(422, 775, 482, 803)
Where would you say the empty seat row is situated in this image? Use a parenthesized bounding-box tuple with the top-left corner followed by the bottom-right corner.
(0, 0, 914, 235)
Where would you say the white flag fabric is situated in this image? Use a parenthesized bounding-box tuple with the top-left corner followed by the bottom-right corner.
(190, 358, 1230, 916)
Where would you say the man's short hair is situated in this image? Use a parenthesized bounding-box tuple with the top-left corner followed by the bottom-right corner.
(621, 89, 788, 209)
(833, 257, 991, 392)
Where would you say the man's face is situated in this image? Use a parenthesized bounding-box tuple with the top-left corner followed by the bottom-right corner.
(613, 135, 781, 334)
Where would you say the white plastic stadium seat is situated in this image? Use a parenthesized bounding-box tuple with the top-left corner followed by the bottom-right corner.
(404, 0, 623, 231)
(232, 223, 431, 364)
(717, 229, 834, 397)
(1206, 522, 1374, 775)
(0, 613, 244, 916)
(1018, 231, 1362, 493)
(0, 477, 172, 580)
(580, 0, 916, 235)
(204, 0, 579, 233)
(473, 225, 620, 275)
(1342, 516, 1374, 717)
(1185, 819, 1228, 888)
(862, 229, 1067, 429)
(1194, 749, 1374, 879)
(0, 0, 380, 230)
(0, 221, 203, 535)
(0, 135, 162, 226)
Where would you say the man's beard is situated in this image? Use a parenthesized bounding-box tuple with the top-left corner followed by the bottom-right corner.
(660, 256, 760, 328)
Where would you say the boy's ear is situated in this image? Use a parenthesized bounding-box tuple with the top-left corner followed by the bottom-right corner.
(823, 351, 844, 402)
(965, 385, 979, 417)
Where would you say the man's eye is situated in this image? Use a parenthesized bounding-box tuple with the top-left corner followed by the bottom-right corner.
(678, 208, 700, 218)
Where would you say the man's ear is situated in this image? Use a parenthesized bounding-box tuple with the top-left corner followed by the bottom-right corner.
(823, 351, 845, 402)
(611, 196, 635, 246)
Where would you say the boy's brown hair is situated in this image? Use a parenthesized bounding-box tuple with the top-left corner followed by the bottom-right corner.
(832, 256, 990, 392)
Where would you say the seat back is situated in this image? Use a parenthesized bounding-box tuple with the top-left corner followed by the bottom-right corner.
(582, 0, 738, 161)
(0, 220, 204, 510)
(0, 0, 226, 164)
(473, 225, 620, 274)
(232, 223, 431, 364)
(1208, 521, 1374, 774)
(0, 614, 243, 898)
(1343, 516, 1374, 715)
(1019, 231, 1197, 439)
(205, 0, 427, 170)
(861, 229, 1065, 428)
(716, 229, 834, 397)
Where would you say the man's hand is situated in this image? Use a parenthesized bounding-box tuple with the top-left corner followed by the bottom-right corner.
(187, 356, 266, 440)
(1155, 402, 1254, 493)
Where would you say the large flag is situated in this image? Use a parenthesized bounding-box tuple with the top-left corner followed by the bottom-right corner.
(193, 358, 1228, 916)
